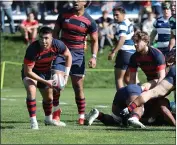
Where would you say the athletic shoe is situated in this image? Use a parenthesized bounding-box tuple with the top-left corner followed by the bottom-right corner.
(128, 117, 146, 128)
(53, 120, 66, 127)
(31, 121, 39, 130)
(78, 118, 85, 125)
(86, 108, 99, 126)
(52, 108, 62, 121)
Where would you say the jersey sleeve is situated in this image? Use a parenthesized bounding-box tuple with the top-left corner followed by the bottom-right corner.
(24, 43, 38, 66)
(88, 18, 98, 35)
(52, 39, 66, 54)
(154, 49, 166, 72)
(129, 53, 138, 72)
(153, 20, 157, 29)
(117, 22, 128, 37)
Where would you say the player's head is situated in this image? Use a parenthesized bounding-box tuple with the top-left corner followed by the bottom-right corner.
(72, 0, 87, 11)
(113, 7, 126, 23)
(171, 0, 176, 15)
(132, 31, 150, 53)
(38, 26, 53, 49)
(102, 10, 108, 19)
(161, 2, 171, 18)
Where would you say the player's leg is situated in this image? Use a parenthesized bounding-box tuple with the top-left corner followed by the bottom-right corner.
(31, 28, 38, 42)
(70, 61, 86, 125)
(23, 77, 38, 129)
(115, 68, 126, 90)
(71, 75, 86, 125)
(127, 95, 146, 128)
(127, 80, 174, 112)
(86, 105, 122, 126)
(51, 61, 65, 124)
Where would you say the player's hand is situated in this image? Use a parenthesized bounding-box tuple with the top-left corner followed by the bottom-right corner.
(120, 107, 130, 116)
(45, 80, 54, 88)
(88, 57, 97, 68)
(64, 75, 69, 85)
(108, 52, 115, 60)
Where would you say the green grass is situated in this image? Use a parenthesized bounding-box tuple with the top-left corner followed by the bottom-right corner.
(1, 88, 176, 144)
(1, 33, 147, 88)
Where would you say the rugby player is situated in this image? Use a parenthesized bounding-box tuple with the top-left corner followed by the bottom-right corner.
(21, 26, 72, 129)
(52, 0, 98, 125)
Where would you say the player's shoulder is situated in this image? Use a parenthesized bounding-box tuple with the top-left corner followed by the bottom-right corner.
(149, 47, 163, 56)
(26, 40, 40, 54)
(157, 16, 163, 21)
(52, 39, 65, 47)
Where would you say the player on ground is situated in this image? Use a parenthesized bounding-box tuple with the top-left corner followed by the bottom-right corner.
(122, 63, 176, 120)
(52, 0, 98, 125)
(21, 26, 72, 129)
(108, 7, 136, 90)
(86, 84, 175, 128)
(150, 2, 171, 56)
(129, 31, 166, 89)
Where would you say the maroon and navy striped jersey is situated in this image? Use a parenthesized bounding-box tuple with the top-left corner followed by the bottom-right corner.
(129, 47, 166, 80)
(55, 9, 98, 52)
(24, 39, 66, 72)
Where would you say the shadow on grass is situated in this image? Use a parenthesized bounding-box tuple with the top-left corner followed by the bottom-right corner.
(1, 121, 28, 124)
(1, 125, 15, 129)
(3, 35, 23, 42)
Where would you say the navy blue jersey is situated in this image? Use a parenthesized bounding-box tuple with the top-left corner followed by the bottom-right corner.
(55, 9, 97, 53)
(24, 39, 66, 72)
(129, 47, 166, 81)
(164, 65, 176, 86)
(113, 84, 142, 105)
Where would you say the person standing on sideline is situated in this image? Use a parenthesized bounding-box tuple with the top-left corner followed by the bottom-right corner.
(21, 26, 72, 129)
(108, 7, 136, 90)
(0, 1, 15, 34)
(52, 0, 98, 125)
(150, 2, 171, 56)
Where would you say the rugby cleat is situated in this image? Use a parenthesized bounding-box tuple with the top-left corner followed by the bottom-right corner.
(53, 120, 66, 127)
(86, 108, 99, 126)
(128, 117, 146, 128)
(31, 121, 39, 130)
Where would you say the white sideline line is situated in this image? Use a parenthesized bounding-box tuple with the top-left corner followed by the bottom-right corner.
(1, 98, 16, 101)
(95, 105, 109, 108)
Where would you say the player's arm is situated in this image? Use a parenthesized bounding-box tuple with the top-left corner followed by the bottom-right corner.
(128, 54, 138, 84)
(53, 14, 62, 39)
(155, 51, 166, 84)
(150, 29, 157, 45)
(168, 31, 176, 51)
(24, 64, 52, 87)
(150, 20, 157, 46)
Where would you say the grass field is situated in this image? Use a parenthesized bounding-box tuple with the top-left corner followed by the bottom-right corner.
(1, 88, 176, 144)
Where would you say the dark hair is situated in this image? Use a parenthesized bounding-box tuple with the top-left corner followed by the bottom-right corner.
(132, 31, 150, 44)
(102, 10, 108, 15)
(38, 26, 53, 35)
(113, 7, 126, 14)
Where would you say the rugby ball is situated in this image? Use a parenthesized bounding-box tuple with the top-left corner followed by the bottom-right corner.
(52, 74, 66, 90)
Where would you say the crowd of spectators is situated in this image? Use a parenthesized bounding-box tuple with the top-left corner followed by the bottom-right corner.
(1, 1, 166, 49)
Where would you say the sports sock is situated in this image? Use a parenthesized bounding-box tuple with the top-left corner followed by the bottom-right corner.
(53, 91, 60, 112)
(75, 97, 86, 118)
(42, 101, 53, 116)
(26, 98, 36, 117)
(131, 112, 140, 120)
(128, 102, 138, 112)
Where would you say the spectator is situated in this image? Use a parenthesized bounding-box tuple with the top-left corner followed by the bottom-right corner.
(150, 2, 171, 55)
(151, 0, 163, 18)
(20, 12, 39, 44)
(0, 1, 15, 34)
(96, 10, 114, 53)
(142, 12, 155, 36)
(24, 1, 39, 20)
